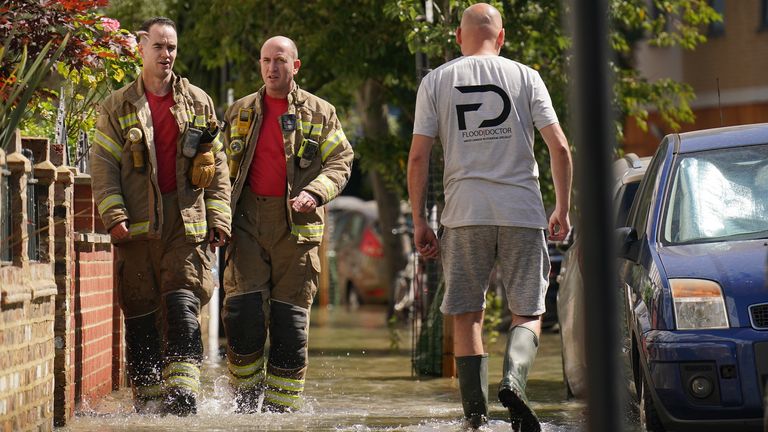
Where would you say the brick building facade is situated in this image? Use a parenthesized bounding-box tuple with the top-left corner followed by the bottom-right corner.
(625, 0, 768, 155)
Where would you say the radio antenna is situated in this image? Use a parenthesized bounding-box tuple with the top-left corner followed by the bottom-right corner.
(717, 77, 723, 126)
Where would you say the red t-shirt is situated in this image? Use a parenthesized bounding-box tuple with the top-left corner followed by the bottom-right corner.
(248, 94, 288, 196)
(146, 90, 179, 194)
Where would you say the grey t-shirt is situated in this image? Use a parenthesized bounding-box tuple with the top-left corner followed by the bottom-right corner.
(413, 55, 558, 229)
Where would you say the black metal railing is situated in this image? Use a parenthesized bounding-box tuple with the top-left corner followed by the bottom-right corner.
(0, 165, 11, 264)
(22, 148, 39, 262)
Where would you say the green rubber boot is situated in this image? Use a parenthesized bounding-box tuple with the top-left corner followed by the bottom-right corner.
(456, 354, 489, 429)
(498, 326, 540, 432)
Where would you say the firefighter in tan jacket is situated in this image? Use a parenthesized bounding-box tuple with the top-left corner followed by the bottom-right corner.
(222, 36, 353, 413)
(90, 17, 231, 416)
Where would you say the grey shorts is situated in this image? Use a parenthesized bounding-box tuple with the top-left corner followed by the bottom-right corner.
(439, 225, 550, 316)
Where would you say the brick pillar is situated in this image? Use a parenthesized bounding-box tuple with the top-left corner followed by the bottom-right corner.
(73, 233, 116, 406)
(72, 175, 93, 234)
(22, 137, 58, 265)
(4, 130, 30, 270)
(52, 163, 74, 426)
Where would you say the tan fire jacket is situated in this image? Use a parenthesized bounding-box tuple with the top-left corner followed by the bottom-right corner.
(91, 73, 232, 243)
(223, 83, 354, 244)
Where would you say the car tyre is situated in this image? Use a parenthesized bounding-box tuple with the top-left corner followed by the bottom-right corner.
(639, 372, 666, 432)
(763, 381, 767, 432)
(559, 330, 575, 400)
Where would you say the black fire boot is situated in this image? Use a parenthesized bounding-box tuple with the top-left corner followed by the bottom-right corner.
(263, 301, 309, 413)
(498, 326, 541, 432)
(124, 312, 164, 414)
(456, 354, 489, 429)
(223, 292, 268, 414)
(227, 350, 265, 414)
(263, 364, 306, 413)
(162, 290, 203, 416)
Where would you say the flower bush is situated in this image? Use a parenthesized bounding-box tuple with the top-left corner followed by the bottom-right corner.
(0, 0, 140, 153)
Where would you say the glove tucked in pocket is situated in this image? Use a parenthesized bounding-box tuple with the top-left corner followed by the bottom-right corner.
(189, 143, 215, 188)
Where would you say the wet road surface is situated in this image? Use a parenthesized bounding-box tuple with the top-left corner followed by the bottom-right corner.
(59, 306, 639, 431)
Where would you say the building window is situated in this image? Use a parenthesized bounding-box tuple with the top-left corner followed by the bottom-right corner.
(708, 0, 725, 37)
(762, 0, 768, 30)
(0, 166, 11, 264)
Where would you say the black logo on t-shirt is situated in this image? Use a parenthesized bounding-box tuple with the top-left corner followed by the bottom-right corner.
(454, 84, 511, 130)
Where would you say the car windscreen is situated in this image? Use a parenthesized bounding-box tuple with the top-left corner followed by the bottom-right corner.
(662, 143, 768, 244)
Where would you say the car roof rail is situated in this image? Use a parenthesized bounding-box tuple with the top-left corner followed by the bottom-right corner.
(623, 153, 643, 169)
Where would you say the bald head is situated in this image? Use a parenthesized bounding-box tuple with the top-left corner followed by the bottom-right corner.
(261, 36, 299, 60)
(457, 3, 504, 55)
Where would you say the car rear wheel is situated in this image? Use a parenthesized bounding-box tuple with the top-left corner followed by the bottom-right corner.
(639, 372, 666, 432)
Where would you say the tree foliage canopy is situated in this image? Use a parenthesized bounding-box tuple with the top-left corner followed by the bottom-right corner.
(106, 0, 719, 205)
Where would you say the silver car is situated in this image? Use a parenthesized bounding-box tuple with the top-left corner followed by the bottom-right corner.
(556, 153, 651, 398)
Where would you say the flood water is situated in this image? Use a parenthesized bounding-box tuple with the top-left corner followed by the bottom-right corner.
(58, 306, 636, 432)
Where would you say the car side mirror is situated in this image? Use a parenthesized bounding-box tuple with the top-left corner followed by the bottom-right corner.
(616, 227, 640, 262)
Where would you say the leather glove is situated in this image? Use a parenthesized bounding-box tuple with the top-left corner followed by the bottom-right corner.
(189, 144, 215, 188)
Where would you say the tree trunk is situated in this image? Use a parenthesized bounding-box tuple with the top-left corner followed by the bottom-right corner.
(355, 79, 409, 315)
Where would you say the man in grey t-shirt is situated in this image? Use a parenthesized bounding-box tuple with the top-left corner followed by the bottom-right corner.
(407, 3, 572, 431)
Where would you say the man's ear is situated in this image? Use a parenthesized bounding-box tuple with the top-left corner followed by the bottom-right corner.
(456, 27, 463, 45)
(495, 28, 505, 51)
(293, 59, 301, 74)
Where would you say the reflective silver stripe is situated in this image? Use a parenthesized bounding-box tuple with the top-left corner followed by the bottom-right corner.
(184, 220, 207, 236)
(118, 113, 139, 129)
(205, 199, 231, 217)
(94, 130, 122, 161)
(320, 129, 345, 162)
(228, 357, 265, 377)
(316, 174, 337, 201)
(264, 390, 301, 409)
(164, 375, 200, 393)
(291, 224, 323, 240)
(163, 362, 200, 379)
(230, 372, 263, 389)
(212, 136, 223, 153)
(97, 194, 124, 215)
(192, 113, 206, 127)
(128, 221, 150, 236)
(299, 119, 323, 136)
(265, 373, 305, 392)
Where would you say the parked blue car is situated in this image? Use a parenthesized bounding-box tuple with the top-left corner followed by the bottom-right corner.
(617, 123, 768, 431)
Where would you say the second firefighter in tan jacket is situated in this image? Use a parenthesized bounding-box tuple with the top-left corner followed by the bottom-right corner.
(221, 35, 353, 413)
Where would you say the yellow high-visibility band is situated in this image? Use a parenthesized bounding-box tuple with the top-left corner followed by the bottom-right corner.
(94, 130, 122, 161)
(97, 194, 125, 216)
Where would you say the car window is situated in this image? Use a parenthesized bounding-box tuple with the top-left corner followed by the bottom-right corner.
(627, 139, 669, 234)
(614, 181, 641, 228)
(662, 143, 768, 244)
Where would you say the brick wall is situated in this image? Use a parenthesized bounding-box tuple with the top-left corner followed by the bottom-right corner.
(71, 232, 122, 409)
(0, 134, 125, 430)
(0, 134, 57, 432)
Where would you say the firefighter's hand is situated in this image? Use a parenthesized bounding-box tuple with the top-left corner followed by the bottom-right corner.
(189, 151, 215, 188)
(110, 221, 130, 241)
(289, 191, 318, 213)
(208, 227, 228, 252)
